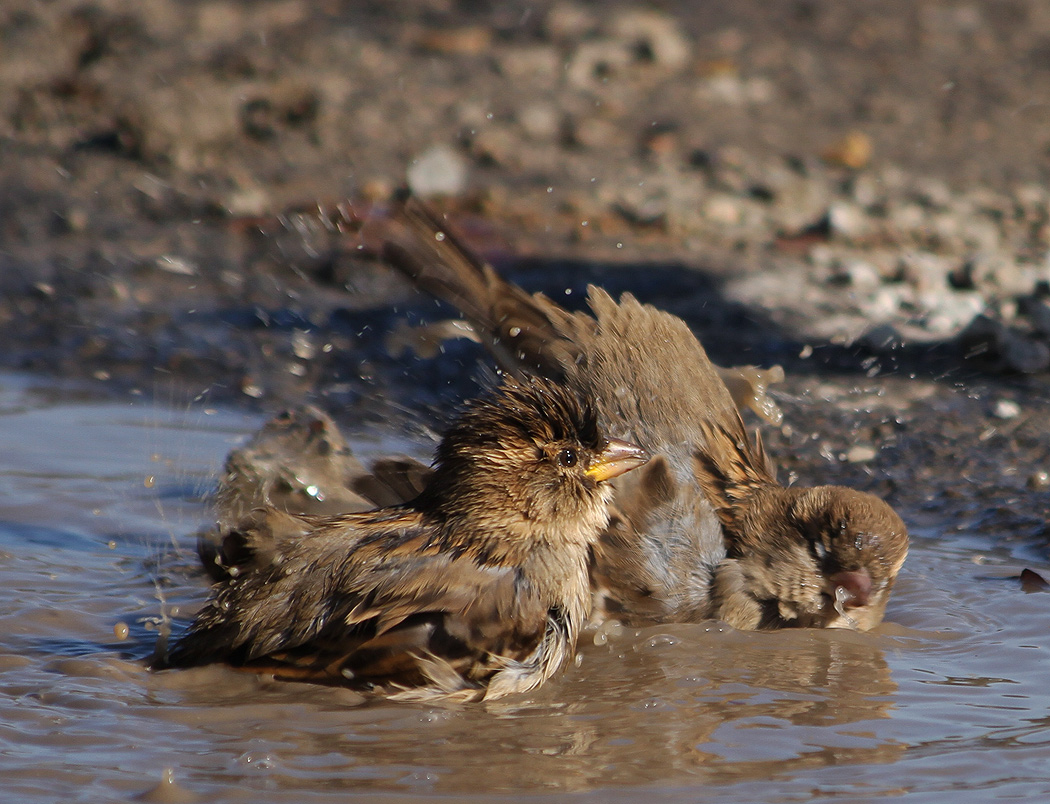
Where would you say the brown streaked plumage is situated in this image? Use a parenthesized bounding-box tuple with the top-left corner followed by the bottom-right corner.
(212, 404, 373, 524)
(155, 377, 648, 700)
(691, 418, 905, 630)
(198, 405, 376, 581)
(198, 405, 433, 581)
(381, 196, 909, 631)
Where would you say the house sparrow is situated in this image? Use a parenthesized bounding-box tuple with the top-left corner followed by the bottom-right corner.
(154, 376, 648, 700)
(213, 405, 375, 520)
(198, 404, 411, 581)
(381, 197, 909, 631)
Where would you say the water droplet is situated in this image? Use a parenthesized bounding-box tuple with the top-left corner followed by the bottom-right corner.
(240, 751, 278, 770)
(833, 586, 859, 628)
(144, 475, 155, 489)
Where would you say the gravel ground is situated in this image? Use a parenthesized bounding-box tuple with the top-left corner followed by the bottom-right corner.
(2, 0, 1049, 546)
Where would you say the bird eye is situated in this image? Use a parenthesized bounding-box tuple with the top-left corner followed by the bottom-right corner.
(557, 448, 578, 468)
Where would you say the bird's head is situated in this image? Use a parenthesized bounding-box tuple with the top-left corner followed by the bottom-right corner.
(425, 377, 648, 549)
(691, 424, 909, 631)
(718, 484, 909, 630)
(781, 485, 909, 629)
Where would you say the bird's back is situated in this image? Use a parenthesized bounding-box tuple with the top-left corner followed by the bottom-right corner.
(578, 287, 741, 456)
(568, 289, 752, 621)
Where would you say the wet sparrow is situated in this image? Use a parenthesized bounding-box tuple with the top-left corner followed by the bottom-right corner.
(212, 404, 372, 524)
(154, 377, 648, 700)
(381, 197, 909, 631)
(198, 404, 419, 581)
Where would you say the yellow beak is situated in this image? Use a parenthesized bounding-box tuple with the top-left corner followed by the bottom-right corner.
(585, 438, 649, 482)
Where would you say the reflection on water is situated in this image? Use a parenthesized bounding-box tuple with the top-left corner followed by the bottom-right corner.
(1, 373, 1049, 803)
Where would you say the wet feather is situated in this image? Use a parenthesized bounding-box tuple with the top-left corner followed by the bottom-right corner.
(157, 376, 647, 699)
(382, 196, 909, 631)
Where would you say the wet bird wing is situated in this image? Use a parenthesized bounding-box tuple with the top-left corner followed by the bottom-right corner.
(349, 455, 433, 508)
(165, 507, 550, 690)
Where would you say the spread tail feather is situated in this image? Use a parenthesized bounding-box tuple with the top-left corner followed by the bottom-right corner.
(382, 194, 583, 378)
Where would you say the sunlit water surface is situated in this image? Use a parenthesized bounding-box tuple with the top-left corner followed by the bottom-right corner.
(1, 373, 1048, 803)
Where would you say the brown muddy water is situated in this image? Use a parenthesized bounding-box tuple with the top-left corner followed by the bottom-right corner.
(2, 370, 1049, 804)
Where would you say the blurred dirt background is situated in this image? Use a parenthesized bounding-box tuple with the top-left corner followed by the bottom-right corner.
(2, 0, 1050, 545)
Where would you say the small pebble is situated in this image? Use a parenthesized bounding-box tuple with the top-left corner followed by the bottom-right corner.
(407, 145, 468, 198)
(609, 10, 692, 71)
(846, 445, 877, 463)
(992, 399, 1021, 419)
(822, 131, 872, 169)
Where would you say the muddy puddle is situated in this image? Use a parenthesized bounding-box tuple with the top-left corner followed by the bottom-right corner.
(1, 370, 1049, 803)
